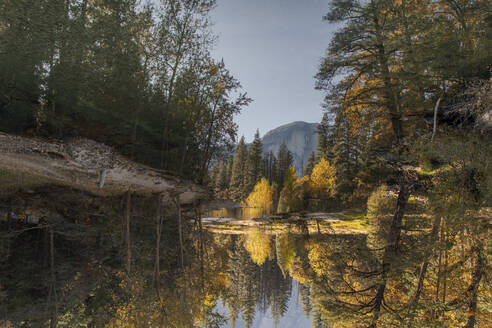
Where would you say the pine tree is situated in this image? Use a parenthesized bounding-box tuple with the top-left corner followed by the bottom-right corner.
(215, 161, 228, 193)
(275, 143, 293, 193)
(263, 150, 276, 183)
(299, 283, 312, 318)
(277, 166, 299, 213)
(330, 114, 357, 199)
(304, 151, 317, 177)
(230, 137, 248, 201)
(244, 129, 263, 195)
(317, 113, 334, 161)
(209, 162, 220, 190)
(226, 158, 233, 190)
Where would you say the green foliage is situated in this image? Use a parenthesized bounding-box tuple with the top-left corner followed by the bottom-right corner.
(316, 112, 334, 162)
(366, 185, 397, 250)
(230, 137, 248, 201)
(244, 129, 264, 194)
(277, 166, 298, 213)
(367, 185, 396, 222)
(316, 0, 491, 205)
(303, 151, 317, 177)
(274, 143, 294, 192)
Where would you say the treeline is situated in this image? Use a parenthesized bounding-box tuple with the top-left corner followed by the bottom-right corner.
(210, 129, 340, 213)
(208, 131, 294, 202)
(0, 0, 250, 181)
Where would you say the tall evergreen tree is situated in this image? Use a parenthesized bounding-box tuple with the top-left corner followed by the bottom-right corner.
(230, 137, 248, 201)
(299, 283, 312, 318)
(263, 150, 276, 183)
(209, 162, 220, 190)
(215, 161, 229, 193)
(226, 158, 233, 189)
(244, 129, 263, 195)
(317, 113, 334, 161)
(304, 151, 317, 177)
(275, 143, 293, 193)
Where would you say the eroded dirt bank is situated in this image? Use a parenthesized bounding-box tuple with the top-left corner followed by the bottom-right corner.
(0, 132, 209, 205)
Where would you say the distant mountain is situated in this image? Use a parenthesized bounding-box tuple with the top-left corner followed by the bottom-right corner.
(262, 121, 319, 176)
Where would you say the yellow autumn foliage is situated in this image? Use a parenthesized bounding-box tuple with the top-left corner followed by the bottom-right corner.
(243, 228, 272, 266)
(244, 178, 274, 214)
(310, 158, 336, 198)
(307, 239, 334, 277)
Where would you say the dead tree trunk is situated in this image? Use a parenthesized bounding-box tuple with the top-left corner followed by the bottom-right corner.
(431, 96, 442, 142)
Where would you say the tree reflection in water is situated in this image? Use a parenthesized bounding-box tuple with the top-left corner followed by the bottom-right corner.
(0, 203, 490, 327)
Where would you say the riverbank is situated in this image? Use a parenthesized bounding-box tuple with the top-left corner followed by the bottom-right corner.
(0, 132, 209, 205)
(202, 211, 369, 235)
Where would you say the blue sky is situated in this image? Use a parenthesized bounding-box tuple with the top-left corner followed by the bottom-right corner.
(211, 0, 337, 142)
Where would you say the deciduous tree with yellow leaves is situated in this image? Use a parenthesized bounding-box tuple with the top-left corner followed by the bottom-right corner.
(310, 158, 336, 199)
(244, 178, 274, 214)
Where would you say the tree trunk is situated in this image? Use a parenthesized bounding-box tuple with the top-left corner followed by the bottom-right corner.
(407, 216, 441, 328)
(154, 193, 162, 298)
(442, 224, 448, 304)
(160, 35, 185, 169)
(175, 196, 185, 272)
(179, 135, 189, 175)
(368, 179, 410, 328)
(464, 244, 485, 328)
(431, 97, 442, 142)
(436, 221, 443, 301)
(125, 190, 132, 274)
(49, 227, 58, 328)
(460, 160, 466, 260)
(373, 16, 403, 144)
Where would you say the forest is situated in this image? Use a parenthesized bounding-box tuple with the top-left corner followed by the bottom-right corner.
(0, 0, 491, 327)
(0, 0, 249, 182)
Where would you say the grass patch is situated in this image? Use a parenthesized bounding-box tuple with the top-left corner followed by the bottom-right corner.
(331, 218, 369, 230)
(417, 167, 437, 175)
